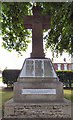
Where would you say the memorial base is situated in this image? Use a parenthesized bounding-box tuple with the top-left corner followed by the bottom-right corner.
(4, 99, 71, 119)
(3, 58, 72, 119)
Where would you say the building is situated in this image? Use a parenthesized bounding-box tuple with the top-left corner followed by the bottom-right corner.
(53, 54, 73, 71)
(53, 63, 73, 71)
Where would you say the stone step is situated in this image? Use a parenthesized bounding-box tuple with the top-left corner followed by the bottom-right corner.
(4, 99, 71, 119)
(2, 117, 72, 120)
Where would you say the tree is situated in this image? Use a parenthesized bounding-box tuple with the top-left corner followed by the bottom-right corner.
(44, 2, 73, 55)
(1, 2, 31, 54)
(1, 2, 73, 55)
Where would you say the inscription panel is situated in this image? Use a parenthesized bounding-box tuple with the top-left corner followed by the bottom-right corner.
(26, 60, 34, 76)
(21, 89, 56, 94)
(44, 60, 53, 77)
(19, 59, 57, 77)
(35, 60, 43, 76)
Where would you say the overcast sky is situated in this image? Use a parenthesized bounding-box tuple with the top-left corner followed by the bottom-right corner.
(0, 36, 71, 70)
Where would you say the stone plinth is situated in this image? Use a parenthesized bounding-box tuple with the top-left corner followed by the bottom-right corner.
(13, 58, 64, 103)
(14, 80, 64, 103)
(4, 99, 71, 119)
(3, 58, 71, 119)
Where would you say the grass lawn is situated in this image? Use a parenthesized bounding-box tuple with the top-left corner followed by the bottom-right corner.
(0, 77, 2, 82)
(0, 88, 13, 108)
(64, 89, 73, 102)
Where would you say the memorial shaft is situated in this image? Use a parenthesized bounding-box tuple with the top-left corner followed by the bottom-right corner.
(24, 5, 50, 58)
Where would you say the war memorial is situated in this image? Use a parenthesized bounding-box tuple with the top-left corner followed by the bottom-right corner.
(3, 5, 71, 120)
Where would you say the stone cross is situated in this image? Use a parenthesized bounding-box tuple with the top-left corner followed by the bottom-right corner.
(24, 5, 50, 58)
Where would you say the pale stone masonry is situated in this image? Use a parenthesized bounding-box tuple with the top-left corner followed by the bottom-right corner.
(13, 59, 64, 103)
(4, 59, 71, 119)
(4, 99, 71, 119)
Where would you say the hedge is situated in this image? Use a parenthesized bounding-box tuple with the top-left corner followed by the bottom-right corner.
(2, 69, 73, 88)
(2, 69, 20, 87)
(56, 70, 73, 88)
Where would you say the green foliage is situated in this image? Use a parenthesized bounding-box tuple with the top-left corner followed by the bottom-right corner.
(56, 70, 73, 88)
(44, 2, 73, 55)
(1, 2, 73, 55)
(2, 69, 20, 87)
(1, 2, 31, 54)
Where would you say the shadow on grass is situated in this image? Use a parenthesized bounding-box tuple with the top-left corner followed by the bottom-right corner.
(2, 87, 13, 91)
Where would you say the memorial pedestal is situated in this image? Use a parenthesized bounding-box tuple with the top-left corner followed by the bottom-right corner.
(3, 58, 71, 119)
(14, 80, 64, 103)
(13, 58, 64, 102)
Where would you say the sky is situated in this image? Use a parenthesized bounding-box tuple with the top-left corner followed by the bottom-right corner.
(0, 36, 71, 70)
(0, 37, 32, 70)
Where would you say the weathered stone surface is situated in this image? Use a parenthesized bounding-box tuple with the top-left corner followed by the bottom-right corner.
(24, 6, 50, 58)
(4, 99, 71, 119)
(14, 80, 64, 103)
(1, 118, 72, 120)
(14, 58, 63, 103)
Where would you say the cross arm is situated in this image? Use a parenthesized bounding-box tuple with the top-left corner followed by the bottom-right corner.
(24, 16, 33, 29)
(42, 15, 50, 29)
